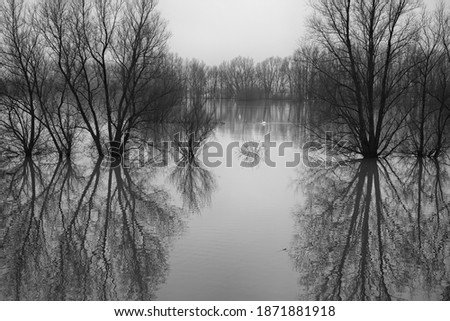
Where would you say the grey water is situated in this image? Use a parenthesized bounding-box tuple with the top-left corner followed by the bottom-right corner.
(1, 100, 449, 301)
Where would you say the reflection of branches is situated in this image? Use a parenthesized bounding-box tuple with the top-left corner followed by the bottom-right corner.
(170, 161, 216, 212)
(0, 156, 183, 300)
(170, 106, 217, 212)
(1, 158, 57, 300)
(111, 166, 180, 300)
(174, 105, 217, 152)
(292, 158, 450, 300)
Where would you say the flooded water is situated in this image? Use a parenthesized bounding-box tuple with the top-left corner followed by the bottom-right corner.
(1, 100, 449, 301)
(154, 101, 306, 300)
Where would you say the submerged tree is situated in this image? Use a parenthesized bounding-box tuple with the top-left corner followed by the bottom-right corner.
(0, 0, 179, 160)
(0, 0, 46, 157)
(307, 0, 422, 158)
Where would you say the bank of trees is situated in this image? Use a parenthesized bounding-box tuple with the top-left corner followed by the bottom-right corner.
(0, 0, 184, 159)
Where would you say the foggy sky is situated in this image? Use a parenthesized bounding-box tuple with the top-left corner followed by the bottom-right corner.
(157, 0, 309, 65)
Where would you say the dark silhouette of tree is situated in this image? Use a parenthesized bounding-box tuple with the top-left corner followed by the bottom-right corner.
(306, 0, 422, 157)
(36, 0, 173, 158)
(0, 0, 47, 157)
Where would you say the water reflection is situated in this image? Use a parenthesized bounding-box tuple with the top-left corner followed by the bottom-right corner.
(4, 100, 449, 301)
(292, 158, 450, 300)
(0, 158, 183, 300)
(206, 100, 307, 143)
(170, 107, 217, 212)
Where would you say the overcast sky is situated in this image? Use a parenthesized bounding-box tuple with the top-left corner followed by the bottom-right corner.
(157, 0, 310, 65)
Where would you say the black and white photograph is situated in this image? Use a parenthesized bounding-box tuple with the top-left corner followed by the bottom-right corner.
(0, 0, 449, 315)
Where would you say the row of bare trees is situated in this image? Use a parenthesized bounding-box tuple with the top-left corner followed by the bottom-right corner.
(0, 0, 184, 159)
(182, 55, 317, 101)
(4, 0, 450, 160)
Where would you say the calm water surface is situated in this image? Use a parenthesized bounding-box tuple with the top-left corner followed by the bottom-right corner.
(1, 100, 449, 300)
(155, 101, 305, 300)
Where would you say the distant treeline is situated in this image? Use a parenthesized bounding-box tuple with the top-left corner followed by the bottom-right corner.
(182, 55, 313, 101)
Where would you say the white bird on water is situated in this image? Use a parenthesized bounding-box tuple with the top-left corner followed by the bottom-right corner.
(261, 120, 267, 126)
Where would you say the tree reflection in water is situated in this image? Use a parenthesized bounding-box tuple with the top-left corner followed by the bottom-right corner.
(0, 105, 219, 300)
(292, 158, 450, 300)
(170, 107, 217, 212)
(0, 157, 183, 300)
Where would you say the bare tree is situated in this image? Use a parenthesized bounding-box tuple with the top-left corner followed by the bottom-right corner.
(427, 2, 450, 157)
(0, 0, 46, 157)
(186, 59, 208, 106)
(98, 0, 170, 154)
(408, 5, 449, 157)
(37, 0, 105, 156)
(220, 56, 255, 100)
(255, 57, 284, 99)
(307, 0, 422, 157)
(206, 65, 220, 99)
